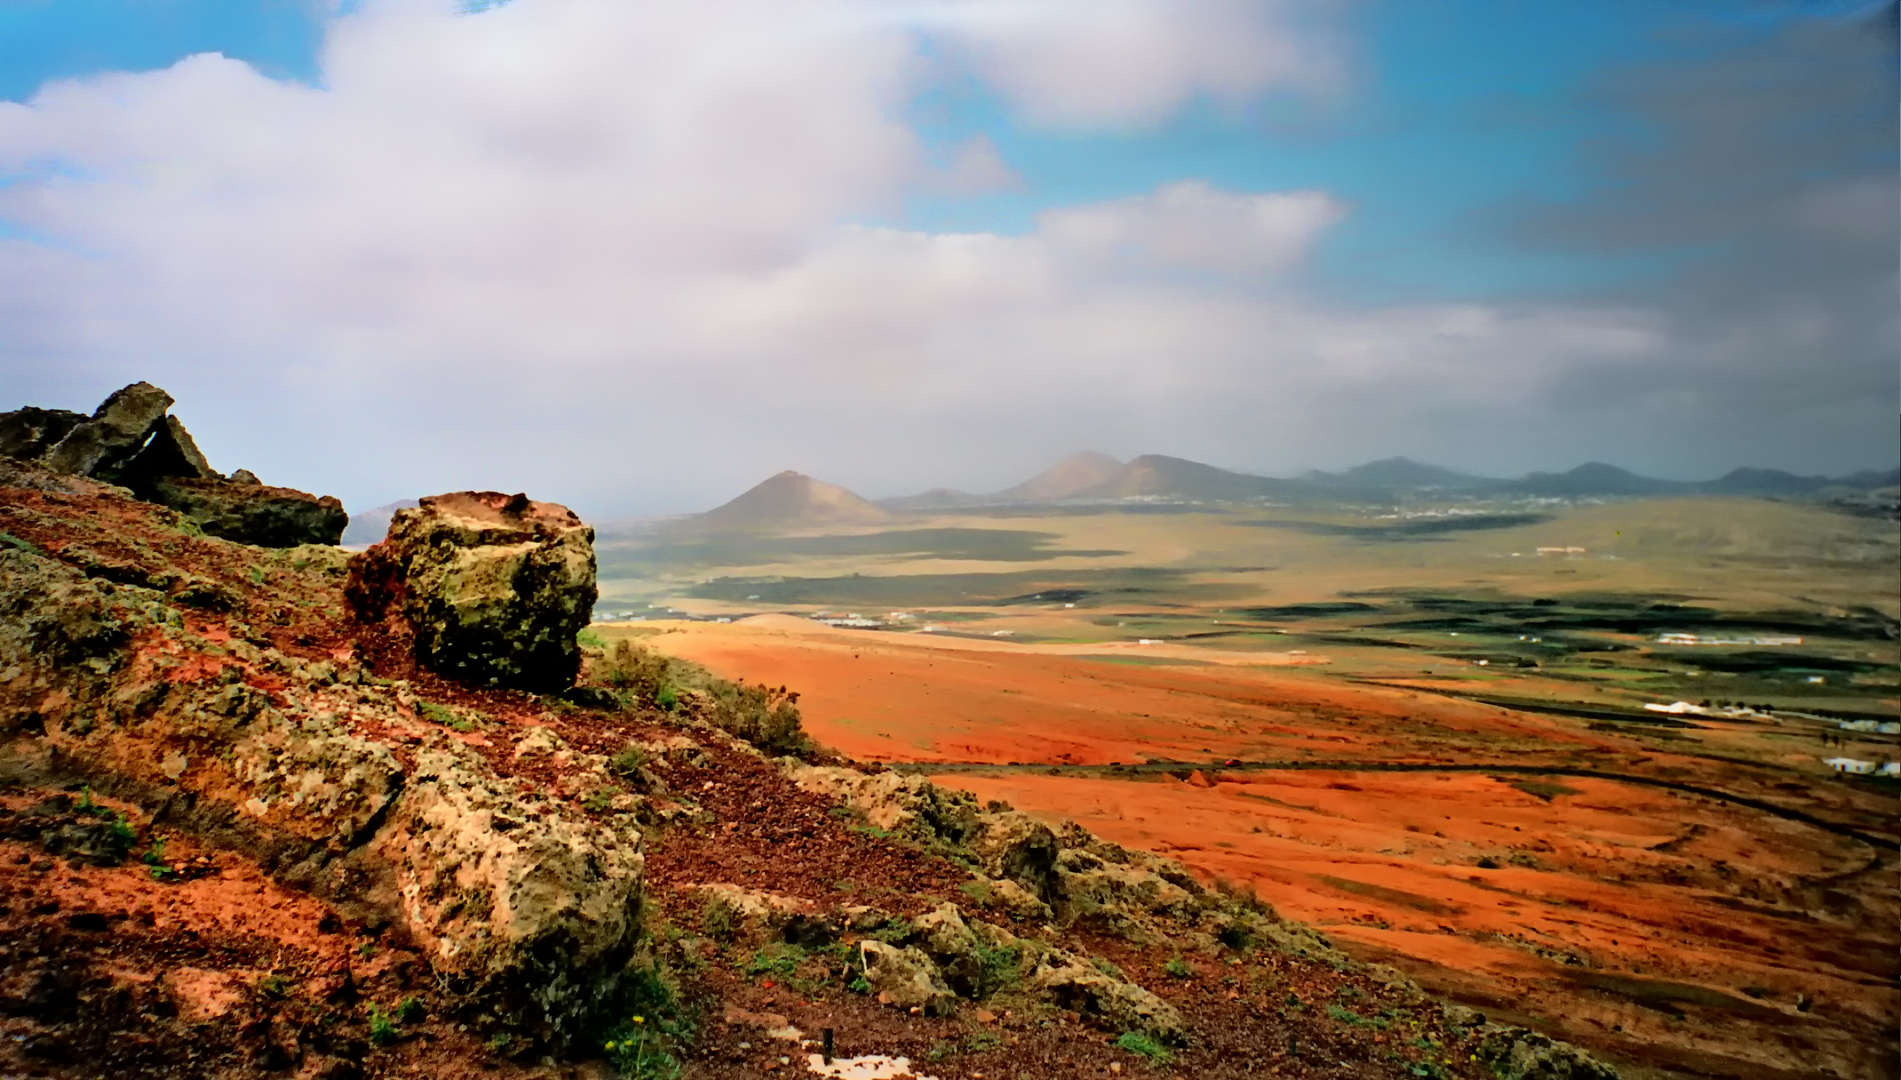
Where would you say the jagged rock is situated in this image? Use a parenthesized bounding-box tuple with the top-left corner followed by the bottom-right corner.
(696, 884, 829, 945)
(119, 415, 221, 492)
(1475, 1024, 1621, 1080)
(369, 744, 645, 1047)
(345, 492, 596, 692)
(229, 468, 261, 485)
(0, 407, 87, 460)
(988, 877, 1054, 921)
(147, 476, 347, 548)
(784, 764, 982, 843)
(858, 940, 956, 1016)
(1029, 952, 1185, 1043)
(42, 382, 174, 480)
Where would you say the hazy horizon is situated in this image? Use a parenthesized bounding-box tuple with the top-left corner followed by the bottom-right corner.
(4, 0, 1895, 518)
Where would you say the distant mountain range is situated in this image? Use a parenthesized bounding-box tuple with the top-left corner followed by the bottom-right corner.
(674, 453, 1899, 531)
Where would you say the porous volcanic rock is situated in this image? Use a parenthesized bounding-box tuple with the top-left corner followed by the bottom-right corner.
(346, 491, 598, 692)
(146, 475, 348, 548)
(370, 744, 645, 1045)
(857, 940, 956, 1016)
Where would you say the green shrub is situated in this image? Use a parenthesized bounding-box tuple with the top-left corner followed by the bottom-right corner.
(578, 629, 608, 650)
(599, 639, 674, 705)
(608, 744, 650, 777)
(704, 678, 807, 756)
(1115, 1031, 1172, 1064)
(975, 942, 1021, 997)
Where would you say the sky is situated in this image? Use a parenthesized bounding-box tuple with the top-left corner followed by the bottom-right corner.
(1, 0, 1895, 516)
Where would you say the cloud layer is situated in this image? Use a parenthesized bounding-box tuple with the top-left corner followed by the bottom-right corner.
(0, 0, 1892, 514)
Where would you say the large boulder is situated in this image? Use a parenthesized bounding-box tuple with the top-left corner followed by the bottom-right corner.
(146, 475, 348, 548)
(41, 382, 174, 480)
(346, 491, 597, 692)
(1030, 952, 1186, 1043)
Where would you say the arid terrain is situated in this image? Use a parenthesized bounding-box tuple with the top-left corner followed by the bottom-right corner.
(610, 491, 1901, 1080)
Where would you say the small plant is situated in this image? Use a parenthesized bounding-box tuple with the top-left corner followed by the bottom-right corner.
(249, 567, 266, 584)
(1115, 1031, 1173, 1064)
(395, 996, 425, 1023)
(847, 974, 872, 995)
(601, 966, 692, 1080)
(655, 685, 678, 711)
(867, 917, 912, 944)
(143, 839, 175, 880)
(610, 744, 650, 775)
(258, 974, 291, 999)
(741, 943, 804, 979)
(925, 1039, 956, 1063)
(975, 942, 1020, 997)
(1092, 957, 1126, 979)
(367, 1004, 400, 1046)
(356, 941, 379, 960)
(964, 1031, 1003, 1053)
(1327, 1004, 1389, 1029)
(699, 897, 737, 943)
(578, 629, 608, 650)
(583, 788, 619, 813)
(0, 529, 44, 555)
(485, 1032, 513, 1054)
(417, 700, 477, 732)
(959, 880, 994, 906)
(1163, 956, 1193, 979)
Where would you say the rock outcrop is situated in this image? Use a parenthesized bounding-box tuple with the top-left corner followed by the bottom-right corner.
(346, 491, 598, 692)
(0, 512, 644, 1051)
(0, 383, 348, 548)
(41, 381, 176, 480)
(146, 475, 348, 548)
(0, 406, 87, 460)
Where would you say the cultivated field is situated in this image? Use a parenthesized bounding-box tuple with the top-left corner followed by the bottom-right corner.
(596, 495, 1900, 1080)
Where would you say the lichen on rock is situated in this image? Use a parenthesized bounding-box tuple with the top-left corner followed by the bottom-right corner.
(346, 491, 598, 692)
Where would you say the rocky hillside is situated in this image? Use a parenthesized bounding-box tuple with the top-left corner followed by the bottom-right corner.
(0, 452, 1614, 1080)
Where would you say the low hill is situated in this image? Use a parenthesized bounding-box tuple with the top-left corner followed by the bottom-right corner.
(1306, 456, 1491, 491)
(997, 451, 1126, 501)
(340, 498, 419, 546)
(1075, 454, 1283, 500)
(693, 470, 888, 531)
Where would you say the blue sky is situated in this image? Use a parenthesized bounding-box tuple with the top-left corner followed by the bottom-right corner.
(0, 0, 1893, 512)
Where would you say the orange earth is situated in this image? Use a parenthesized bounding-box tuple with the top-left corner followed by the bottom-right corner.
(630, 616, 1901, 1080)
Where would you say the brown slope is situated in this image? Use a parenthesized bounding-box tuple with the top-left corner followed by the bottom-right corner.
(996, 451, 1125, 501)
(693, 470, 889, 531)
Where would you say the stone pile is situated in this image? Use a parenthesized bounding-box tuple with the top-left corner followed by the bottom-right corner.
(0, 382, 346, 547)
(346, 491, 598, 692)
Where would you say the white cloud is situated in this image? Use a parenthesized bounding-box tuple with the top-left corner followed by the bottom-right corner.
(1039, 181, 1345, 275)
(0, 0, 1883, 513)
(924, 0, 1343, 127)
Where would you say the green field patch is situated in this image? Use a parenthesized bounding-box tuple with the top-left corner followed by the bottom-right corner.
(1074, 654, 1216, 667)
(1238, 513, 1551, 541)
(683, 569, 1247, 608)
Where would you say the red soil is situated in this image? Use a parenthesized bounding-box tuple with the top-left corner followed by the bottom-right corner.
(644, 619, 1901, 1080)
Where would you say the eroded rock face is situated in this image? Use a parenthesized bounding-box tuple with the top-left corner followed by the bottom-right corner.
(1030, 952, 1186, 1043)
(146, 476, 348, 548)
(346, 492, 597, 692)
